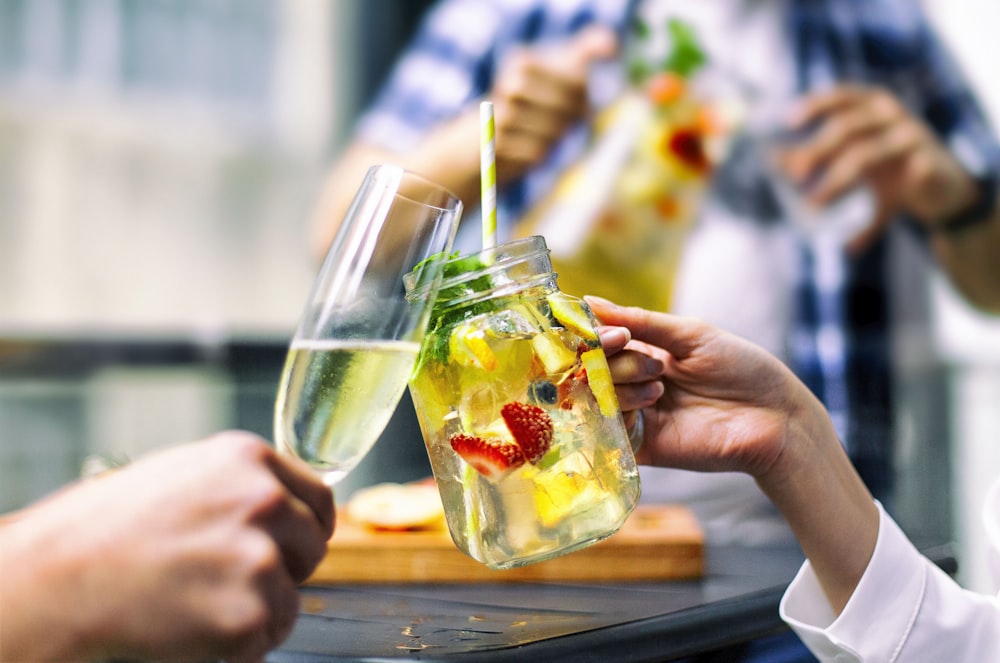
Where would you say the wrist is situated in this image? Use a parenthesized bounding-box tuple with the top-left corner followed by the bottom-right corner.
(754, 396, 880, 610)
(927, 173, 997, 236)
(754, 393, 837, 502)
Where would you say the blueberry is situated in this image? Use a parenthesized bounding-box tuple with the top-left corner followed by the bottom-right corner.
(529, 381, 558, 405)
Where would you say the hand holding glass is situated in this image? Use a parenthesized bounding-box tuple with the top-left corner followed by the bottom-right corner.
(275, 165, 462, 485)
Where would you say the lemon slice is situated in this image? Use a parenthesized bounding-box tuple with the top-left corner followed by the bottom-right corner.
(535, 471, 588, 528)
(532, 451, 599, 527)
(449, 323, 497, 371)
(547, 293, 598, 341)
(531, 331, 577, 374)
(409, 362, 452, 435)
(345, 482, 446, 531)
(581, 348, 619, 417)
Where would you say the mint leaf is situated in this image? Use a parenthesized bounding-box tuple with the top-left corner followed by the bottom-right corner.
(413, 253, 505, 367)
(662, 18, 707, 78)
(627, 59, 652, 86)
(409, 249, 460, 289)
(631, 16, 651, 41)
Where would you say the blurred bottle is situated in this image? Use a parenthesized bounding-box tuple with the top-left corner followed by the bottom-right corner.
(513, 19, 747, 312)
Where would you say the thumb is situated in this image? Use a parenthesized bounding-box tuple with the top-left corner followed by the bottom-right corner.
(566, 25, 619, 67)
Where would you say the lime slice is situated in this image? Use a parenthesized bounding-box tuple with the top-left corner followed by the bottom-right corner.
(531, 331, 577, 374)
(581, 348, 619, 417)
(547, 293, 598, 341)
(449, 323, 497, 371)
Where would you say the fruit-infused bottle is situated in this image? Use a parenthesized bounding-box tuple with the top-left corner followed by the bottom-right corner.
(404, 235, 641, 569)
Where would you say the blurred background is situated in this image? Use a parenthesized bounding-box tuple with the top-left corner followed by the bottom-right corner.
(1, 0, 998, 589)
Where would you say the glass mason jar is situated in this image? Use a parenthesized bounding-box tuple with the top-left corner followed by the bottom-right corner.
(404, 236, 641, 569)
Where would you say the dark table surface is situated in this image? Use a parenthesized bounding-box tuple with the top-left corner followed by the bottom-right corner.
(267, 544, 811, 663)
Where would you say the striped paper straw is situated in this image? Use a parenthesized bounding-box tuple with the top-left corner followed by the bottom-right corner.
(480, 101, 497, 250)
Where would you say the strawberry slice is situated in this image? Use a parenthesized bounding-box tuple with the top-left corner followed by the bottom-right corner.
(665, 126, 711, 174)
(501, 401, 554, 464)
(449, 434, 525, 481)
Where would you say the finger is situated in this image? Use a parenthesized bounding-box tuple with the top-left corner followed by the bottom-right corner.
(266, 493, 332, 583)
(227, 569, 300, 663)
(808, 121, 921, 205)
(500, 79, 586, 122)
(607, 348, 663, 384)
(492, 92, 582, 174)
(498, 103, 577, 141)
(495, 123, 573, 172)
(265, 571, 301, 652)
(504, 26, 617, 109)
(783, 105, 899, 185)
(585, 296, 711, 361)
(563, 25, 619, 68)
(597, 325, 631, 355)
(624, 338, 671, 365)
(267, 451, 336, 538)
(786, 85, 866, 129)
(260, 459, 335, 582)
(496, 51, 589, 112)
(615, 380, 665, 412)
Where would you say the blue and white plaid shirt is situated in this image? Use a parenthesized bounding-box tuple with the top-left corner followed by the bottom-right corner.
(355, 0, 1000, 501)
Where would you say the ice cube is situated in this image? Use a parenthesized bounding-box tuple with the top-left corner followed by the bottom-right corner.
(482, 308, 537, 339)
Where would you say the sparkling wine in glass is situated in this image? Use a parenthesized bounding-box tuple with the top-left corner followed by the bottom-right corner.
(275, 165, 462, 485)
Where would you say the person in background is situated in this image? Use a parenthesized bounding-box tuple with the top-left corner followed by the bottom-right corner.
(0, 431, 334, 663)
(314, 3, 1000, 659)
(591, 294, 1000, 662)
(312, 0, 1000, 536)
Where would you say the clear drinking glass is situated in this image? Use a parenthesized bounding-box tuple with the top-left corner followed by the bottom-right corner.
(275, 165, 462, 486)
(763, 123, 875, 247)
(404, 236, 642, 569)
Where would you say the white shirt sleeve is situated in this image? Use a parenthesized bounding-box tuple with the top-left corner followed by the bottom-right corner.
(779, 500, 1000, 662)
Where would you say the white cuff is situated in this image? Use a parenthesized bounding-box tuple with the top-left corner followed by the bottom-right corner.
(779, 501, 927, 661)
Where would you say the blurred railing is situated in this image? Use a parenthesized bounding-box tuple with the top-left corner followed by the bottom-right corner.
(0, 334, 431, 513)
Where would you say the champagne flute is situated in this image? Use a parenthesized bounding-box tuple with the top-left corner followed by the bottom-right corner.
(275, 165, 462, 486)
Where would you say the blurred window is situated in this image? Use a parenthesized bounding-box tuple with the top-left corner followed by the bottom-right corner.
(0, 0, 275, 117)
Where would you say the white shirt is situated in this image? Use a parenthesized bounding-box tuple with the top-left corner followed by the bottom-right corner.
(780, 487, 1000, 662)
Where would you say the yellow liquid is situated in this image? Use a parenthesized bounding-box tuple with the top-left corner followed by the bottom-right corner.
(275, 339, 419, 485)
(519, 206, 693, 313)
(410, 290, 640, 568)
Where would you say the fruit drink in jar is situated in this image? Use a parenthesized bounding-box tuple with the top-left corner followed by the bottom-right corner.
(404, 236, 641, 569)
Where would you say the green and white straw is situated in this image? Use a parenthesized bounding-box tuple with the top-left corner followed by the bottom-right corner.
(480, 100, 497, 250)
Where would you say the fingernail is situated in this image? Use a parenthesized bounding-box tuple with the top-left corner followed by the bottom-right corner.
(584, 295, 618, 309)
(600, 326, 631, 346)
(646, 356, 664, 375)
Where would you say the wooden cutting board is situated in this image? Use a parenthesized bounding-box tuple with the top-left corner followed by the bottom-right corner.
(307, 504, 703, 584)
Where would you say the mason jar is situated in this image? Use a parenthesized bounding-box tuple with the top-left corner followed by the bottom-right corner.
(404, 236, 641, 569)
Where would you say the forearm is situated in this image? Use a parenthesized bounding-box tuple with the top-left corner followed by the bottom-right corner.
(310, 114, 482, 262)
(755, 395, 880, 615)
(409, 110, 483, 205)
